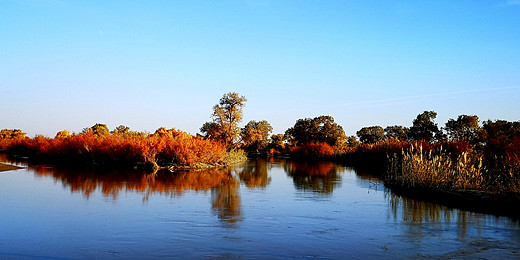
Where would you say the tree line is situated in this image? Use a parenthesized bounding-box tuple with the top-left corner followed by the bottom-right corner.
(195, 92, 519, 156)
(2, 92, 519, 156)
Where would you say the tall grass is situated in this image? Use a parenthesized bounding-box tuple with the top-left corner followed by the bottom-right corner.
(387, 143, 520, 194)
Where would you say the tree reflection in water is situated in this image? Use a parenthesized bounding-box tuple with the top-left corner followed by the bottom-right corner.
(31, 165, 242, 225)
(211, 175, 242, 227)
(283, 160, 344, 195)
(237, 158, 272, 189)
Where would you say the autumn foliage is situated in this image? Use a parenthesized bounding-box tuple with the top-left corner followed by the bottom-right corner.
(0, 128, 228, 170)
(288, 142, 335, 158)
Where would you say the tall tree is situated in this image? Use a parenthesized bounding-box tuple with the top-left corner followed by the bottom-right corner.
(285, 115, 346, 146)
(408, 111, 441, 142)
(356, 126, 386, 144)
(200, 92, 247, 148)
(241, 120, 273, 151)
(444, 115, 480, 143)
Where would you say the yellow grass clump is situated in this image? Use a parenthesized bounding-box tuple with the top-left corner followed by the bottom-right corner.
(387, 143, 520, 194)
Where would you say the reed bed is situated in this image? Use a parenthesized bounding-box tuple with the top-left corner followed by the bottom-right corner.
(387, 143, 520, 195)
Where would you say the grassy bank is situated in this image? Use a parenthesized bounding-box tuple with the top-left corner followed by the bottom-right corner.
(385, 143, 520, 216)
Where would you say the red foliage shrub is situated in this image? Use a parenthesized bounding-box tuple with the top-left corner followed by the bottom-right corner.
(441, 140, 473, 155)
(289, 142, 335, 158)
(0, 130, 227, 169)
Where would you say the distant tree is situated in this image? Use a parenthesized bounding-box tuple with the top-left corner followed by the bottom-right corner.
(84, 123, 109, 137)
(55, 130, 71, 138)
(444, 115, 480, 143)
(482, 120, 520, 145)
(0, 129, 26, 139)
(285, 115, 346, 146)
(384, 125, 409, 140)
(408, 111, 441, 142)
(241, 120, 273, 151)
(269, 134, 286, 150)
(345, 135, 360, 147)
(112, 125, 130, 136)
(200, 92, 247, 148)
(356, 126, 386, 144)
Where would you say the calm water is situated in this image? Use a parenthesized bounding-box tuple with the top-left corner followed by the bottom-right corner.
(1, 156, 519, 259)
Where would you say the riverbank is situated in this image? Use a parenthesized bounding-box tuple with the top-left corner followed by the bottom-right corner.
(382, 142, 520, 218)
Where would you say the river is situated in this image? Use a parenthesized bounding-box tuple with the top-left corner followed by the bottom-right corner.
(0, 156, 519, 259)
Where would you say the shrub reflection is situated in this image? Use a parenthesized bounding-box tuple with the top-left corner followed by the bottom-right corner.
(237, 158, 272, 189)
(283, 160, 344, 195)
(31, 166, 242, 225)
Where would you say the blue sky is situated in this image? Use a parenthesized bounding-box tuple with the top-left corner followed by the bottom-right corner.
(1, 0, 519, 137)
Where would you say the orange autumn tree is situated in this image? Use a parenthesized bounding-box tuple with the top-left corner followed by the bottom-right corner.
(200, 92, 247, 149)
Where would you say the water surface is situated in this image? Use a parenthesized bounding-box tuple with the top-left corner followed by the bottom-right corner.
(0, 157, 519, 259)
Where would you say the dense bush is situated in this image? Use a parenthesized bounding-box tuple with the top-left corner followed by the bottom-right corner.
(289, 142, 335, 158)
(0, 130, 229, 170)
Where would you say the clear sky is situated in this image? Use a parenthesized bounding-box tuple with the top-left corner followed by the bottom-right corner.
(1, 0, 519, 137)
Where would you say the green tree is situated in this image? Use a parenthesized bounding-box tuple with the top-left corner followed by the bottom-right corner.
(384, 125, 409, 140)
(241, 120, 273, 151)
(285, 115, 346, 146)
(444, 115, 480, 143)
(356, 126, 386, 144)
(200, 92, 247, 148)
(408, 111, 441, 142)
